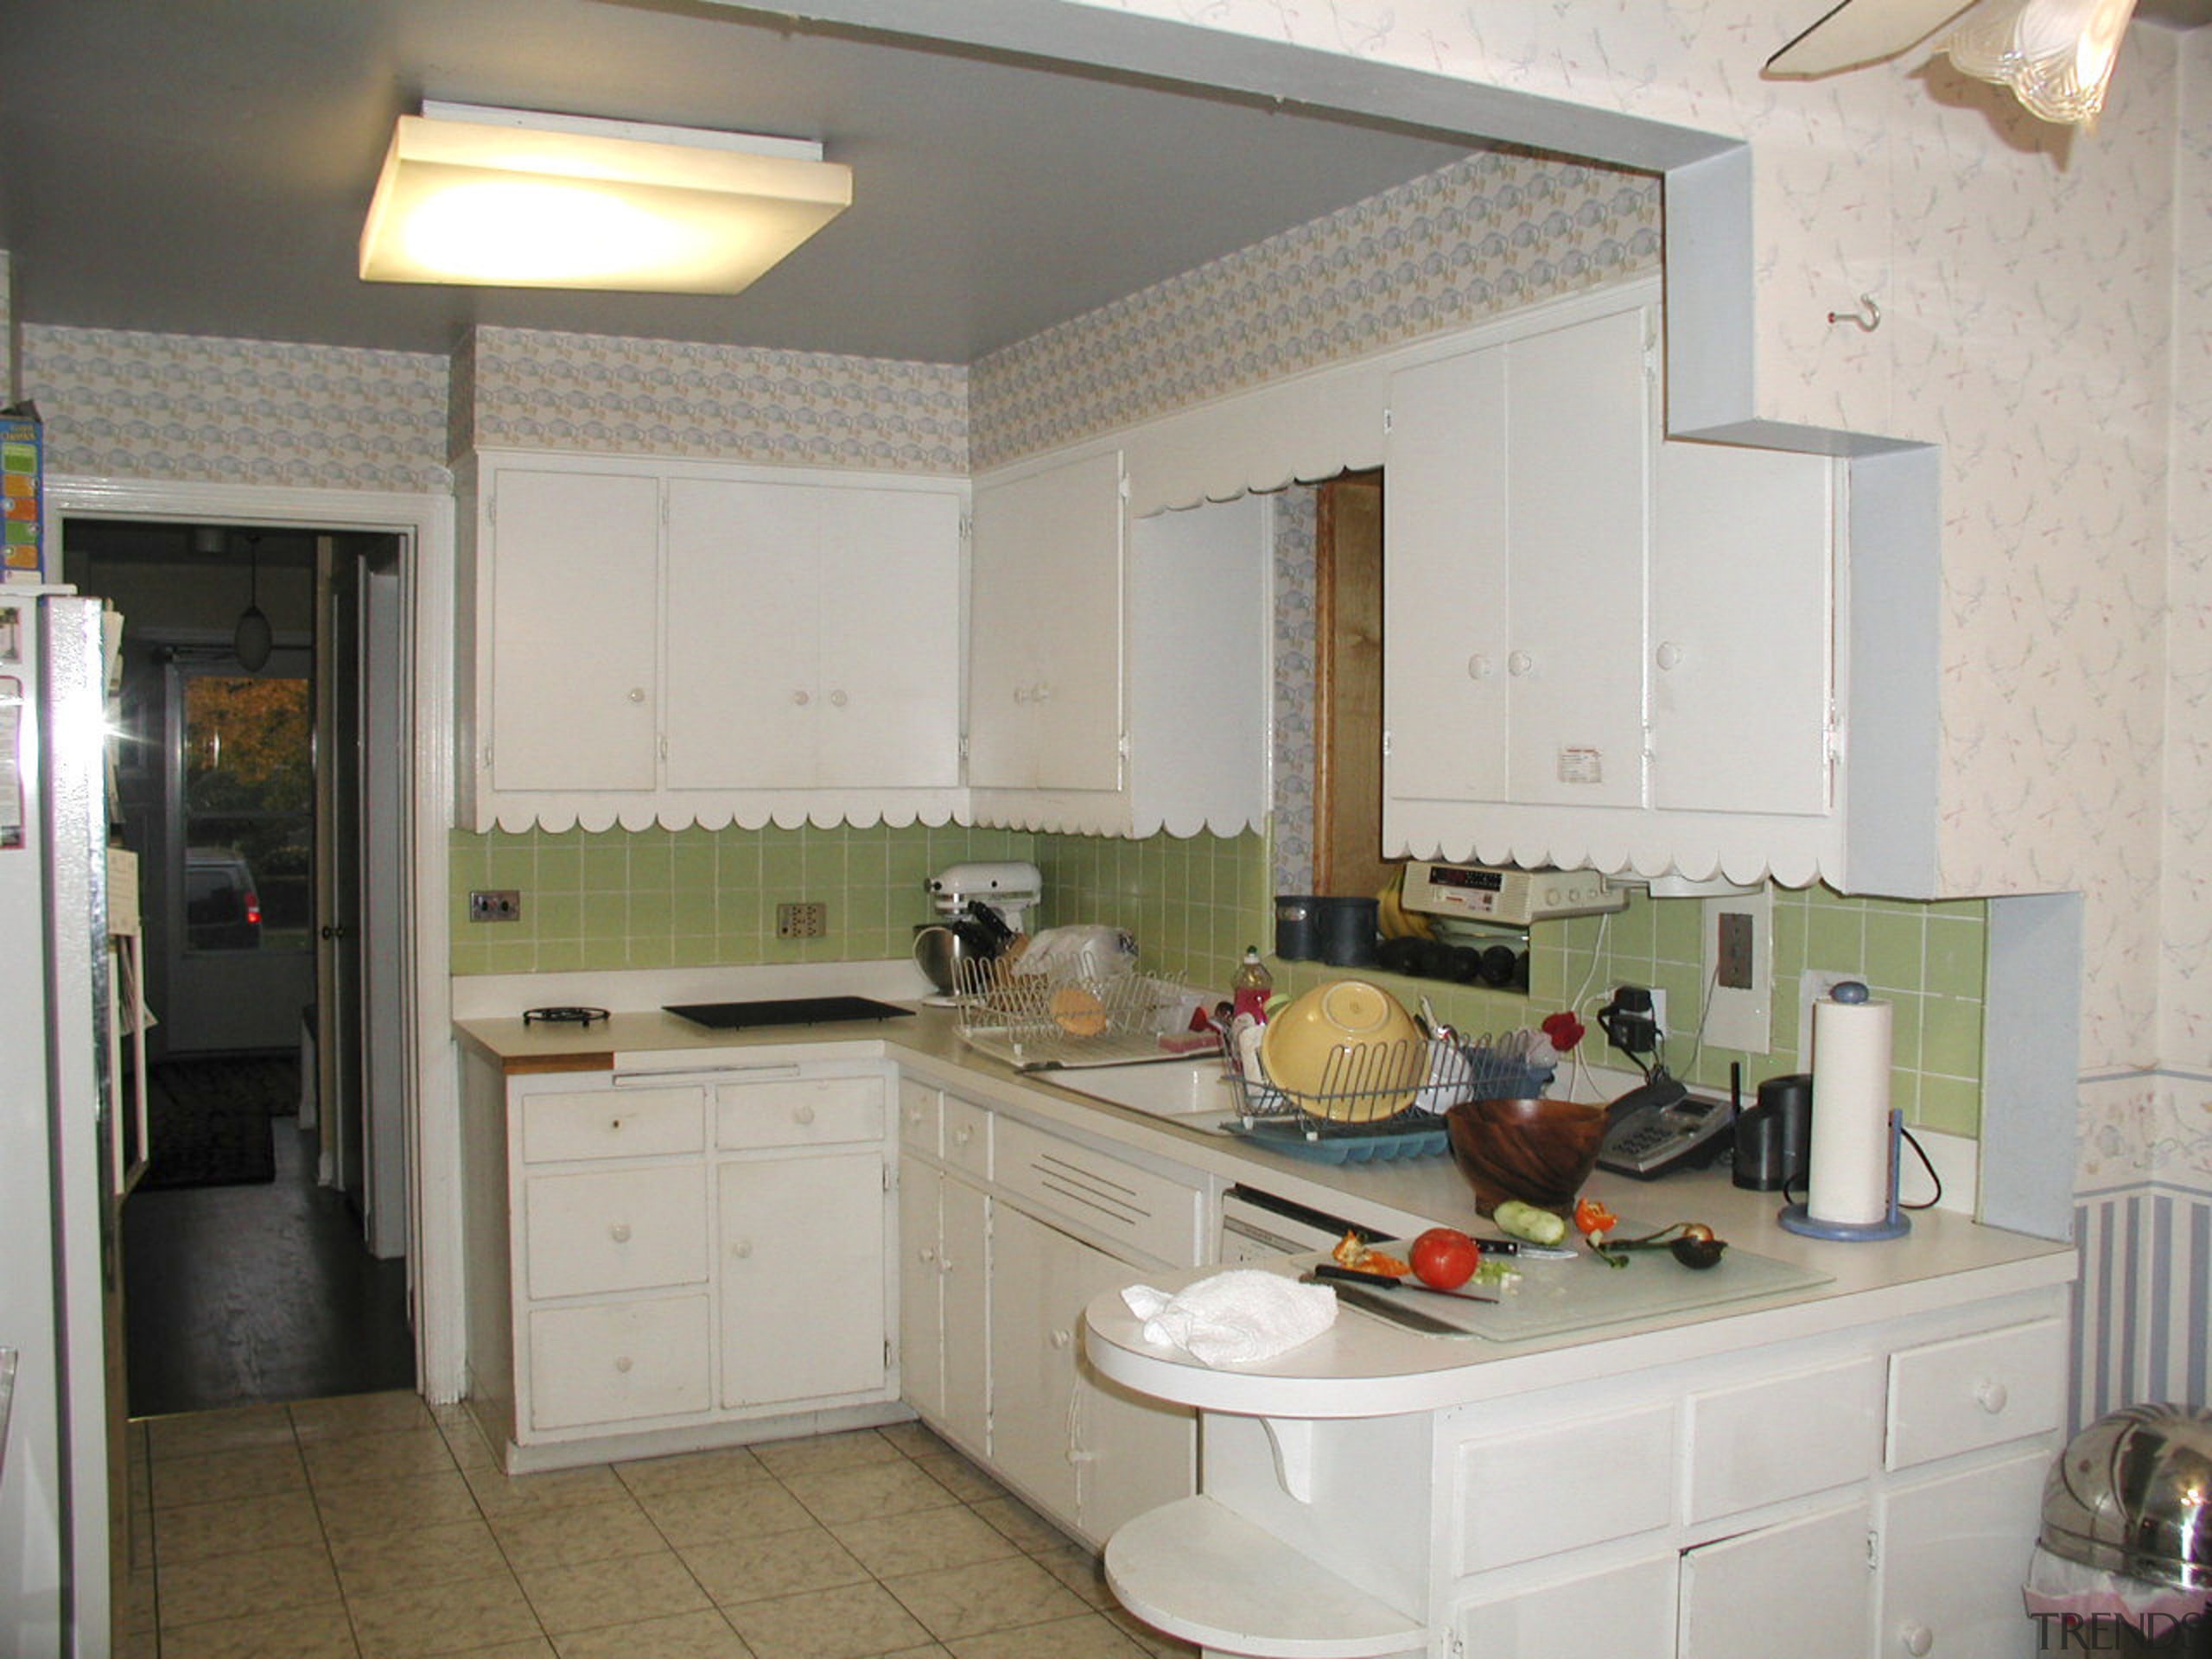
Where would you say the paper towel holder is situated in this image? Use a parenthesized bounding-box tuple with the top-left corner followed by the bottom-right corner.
(1777, 1107, 1912, 1242)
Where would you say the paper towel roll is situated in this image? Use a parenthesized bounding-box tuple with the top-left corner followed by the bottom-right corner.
(1808, 993, 1894, 1225)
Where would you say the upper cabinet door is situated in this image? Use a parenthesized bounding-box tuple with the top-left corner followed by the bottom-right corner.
(664, 477, 820, 790)
(969, 452, 1125, 794)
(1384, 343, 1511, 804)
(1649, 442, 1835, 817)
(817, 488, 963, 791)
(1503, 306, 1650, 809)
(487, 467, 662, 793)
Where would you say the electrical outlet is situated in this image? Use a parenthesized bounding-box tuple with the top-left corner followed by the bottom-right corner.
(776, 901, 827, 940)
(1702, 890, 1772, 1053)
(468, 889, 521, 923)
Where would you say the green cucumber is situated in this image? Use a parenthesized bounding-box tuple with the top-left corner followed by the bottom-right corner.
(1492, 1200, 1569, 1247)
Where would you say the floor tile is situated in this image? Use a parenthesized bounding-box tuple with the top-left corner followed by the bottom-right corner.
(550, 1609, 753, 1659)
(751, 1428, 904, 1479)
(314, 1469, 483, 1543)
(1102, 1609, 1198, 1659)
(346, 1570, 541, 1659)
(946, 1614, 1148, 1659)
(635, 1478, 816, 1545)
(829, 1508, 1021, 1580)
(614, 1445, 771, 1499)
(678, 1526, 874, 1605)
(151, 1445, 310, 1510)
(967, 1497, 1070, 1556)
(491, 1496, 666, 1573)
(1031, 1547, 1114, 1610)
(156, 1490, 323, 1565)
(873, 1421, 950, 1460)
(147, 1404, 296, 1463)
(881, 1557, 1090, 1643)
(159, 1600, 360, 1659)
(302, 1426, 458, 1492)
(466, 1463, 626, 1517)
(330, 1516, 510, 1598)
(722, 1581, 932, 1659)
(431, 1644, 554, 1659)
(290, 1391, 435, 1443)
(516, 1548, 712, 1634)
(157, 1541, 341, 1629)
(781, 1460, 963, 1528)
(911, 1454, 1004, 1505)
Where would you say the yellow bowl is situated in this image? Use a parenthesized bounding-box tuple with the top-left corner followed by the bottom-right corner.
(1259, 980, 1423, 1122)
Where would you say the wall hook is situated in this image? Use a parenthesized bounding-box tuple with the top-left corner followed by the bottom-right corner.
(1827, 294, 1881, 332)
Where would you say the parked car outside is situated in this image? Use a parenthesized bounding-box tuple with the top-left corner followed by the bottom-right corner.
(184, 846, 262, 950)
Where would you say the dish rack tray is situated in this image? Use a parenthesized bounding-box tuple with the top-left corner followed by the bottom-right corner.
(1223, 1029, 1554, 1161)
(953, 961, 1198, 1070)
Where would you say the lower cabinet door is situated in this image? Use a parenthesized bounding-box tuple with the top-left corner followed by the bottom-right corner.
(1678, 1499, 1872, 1659)
(719, 1150, 889, 1409)
(1877, 1449, 2049, 1659)
(1458, 1554, 1677, 1658)
(527, 1295, 711, 1430)
(939, 1174, 990, 1455)
(897, 1155, 947, 1423)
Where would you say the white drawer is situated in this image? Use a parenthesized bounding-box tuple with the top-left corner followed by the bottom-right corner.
(524, 1166, 709, 1300)
(717, 1076, 885, 1150)
(995, 1116, 1199, 1267)
(944, 1094, 992, 1179)
(1456, 1402, 1676, 1573)
(521, 1084, 702, 1163)
(1686, 1355, 1884, 1522)
(1885, 1316, 2066, 1470)
(898, 1078, 940, 1155)
(527, 1295, 711, 1430)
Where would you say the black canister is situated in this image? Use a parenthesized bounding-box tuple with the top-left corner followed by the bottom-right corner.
(1733, 1072, 1813, 1191)
(1313, 896, 1380, 967)
(1274, 895, 1321, 962)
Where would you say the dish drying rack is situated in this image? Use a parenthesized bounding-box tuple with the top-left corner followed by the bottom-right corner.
(951, 957, 1199, 1070)
(1223, 1027, 1555, 1164)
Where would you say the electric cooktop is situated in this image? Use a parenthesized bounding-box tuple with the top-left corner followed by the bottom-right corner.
(663, 996, 914, 1031)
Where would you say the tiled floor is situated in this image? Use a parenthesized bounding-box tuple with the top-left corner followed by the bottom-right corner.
(123, 1393, 1198, 1659)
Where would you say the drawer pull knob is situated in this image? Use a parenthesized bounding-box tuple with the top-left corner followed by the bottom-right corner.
(1051, 1329, 1072, 1350)
(829, 690, 849, 709)
(1508, 650, 1533, 677)
(795, 1104, 817, 1125)
(1656, 640, 1684, 671)
(792, 689, 810, 706)
(1900, 1622, 1933, 1656)
(614, 1356, 634, 1374)
(609, 1224, 632, 1243)
(627, 687, 645, 704)
(1466, 653, 1492, 681)
(1975, 1381, 2009, 1414)
(732, 1238, 753, 1259)
(918, 1246, 936, 1264)
(954, 1126, 973, 1146)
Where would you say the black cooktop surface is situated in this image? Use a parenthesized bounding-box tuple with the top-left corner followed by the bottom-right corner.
(663, 996, 915, 1031)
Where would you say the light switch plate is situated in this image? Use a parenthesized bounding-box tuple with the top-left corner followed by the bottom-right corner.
(1700, 890, 1771, 1052)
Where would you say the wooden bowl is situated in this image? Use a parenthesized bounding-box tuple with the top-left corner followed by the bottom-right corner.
(1445, 1096, 1608, 1217)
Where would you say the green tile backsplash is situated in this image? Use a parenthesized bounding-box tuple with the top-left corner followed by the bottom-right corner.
(449, 822, 1985, 1139)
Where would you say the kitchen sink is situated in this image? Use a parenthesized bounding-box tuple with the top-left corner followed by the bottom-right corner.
(1040, 1058, 1236, 1120)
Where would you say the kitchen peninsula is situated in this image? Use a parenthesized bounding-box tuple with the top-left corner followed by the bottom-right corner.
(454, 978, 2071, 1657)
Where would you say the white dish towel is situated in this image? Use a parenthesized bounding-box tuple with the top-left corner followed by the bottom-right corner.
(1122, 1269, 1337, 1366)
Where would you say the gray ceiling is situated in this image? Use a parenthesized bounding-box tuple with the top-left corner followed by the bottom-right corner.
(0, 1, 1482, 365)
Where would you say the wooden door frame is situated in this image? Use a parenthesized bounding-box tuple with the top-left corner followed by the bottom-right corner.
(1312, 469, 1389, 899)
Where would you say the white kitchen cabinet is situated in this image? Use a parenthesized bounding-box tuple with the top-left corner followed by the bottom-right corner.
(718, 1148, 887, 1408)
(896, 1153, 989, 1457)
(663, 477, 962, 791)
(1677, 1500, 1873, 1659)
(1875, 1449, 2049, 1659)
(459, 450, 966, 831)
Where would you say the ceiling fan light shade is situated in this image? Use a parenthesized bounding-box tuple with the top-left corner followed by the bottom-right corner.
(1942, 0, 2139, 122)
(359, 103, 851, 293)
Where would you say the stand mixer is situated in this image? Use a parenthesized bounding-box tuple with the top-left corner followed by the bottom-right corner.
(913, 861, 1043, 995)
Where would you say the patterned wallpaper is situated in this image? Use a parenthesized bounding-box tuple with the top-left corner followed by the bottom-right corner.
(461, 327, 968, 475)
(19, 325, 450, 492)
(968, 149, 1661, 471)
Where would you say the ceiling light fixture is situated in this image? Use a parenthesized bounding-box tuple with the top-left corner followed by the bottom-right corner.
(1765, 0, 2139, 125)
(232, 533, 272, 673)
(359, 101, 851, 293)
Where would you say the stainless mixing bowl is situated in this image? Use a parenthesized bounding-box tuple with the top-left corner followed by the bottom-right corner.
(2040, 1402, 2212, 1591)
(912, 924, 978, 995)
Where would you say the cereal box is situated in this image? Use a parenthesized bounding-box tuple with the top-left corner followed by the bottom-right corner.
(1, 404, 44, 584)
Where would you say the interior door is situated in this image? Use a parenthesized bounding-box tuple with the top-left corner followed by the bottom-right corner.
(358, 543, 409, 1258)
(817, 486, 963, 790)
(316, 536, 365, 1202)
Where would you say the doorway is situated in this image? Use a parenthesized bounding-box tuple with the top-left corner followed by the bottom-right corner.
(65, 517, 415, 1414)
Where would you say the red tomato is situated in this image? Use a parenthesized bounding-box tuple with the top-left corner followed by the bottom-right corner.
(1409, 1227, 1481, 1291)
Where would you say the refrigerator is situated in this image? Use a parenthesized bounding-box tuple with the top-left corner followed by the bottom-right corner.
(0, 589, 136, 1659)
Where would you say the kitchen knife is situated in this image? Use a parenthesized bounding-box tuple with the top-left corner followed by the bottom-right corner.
(1469, 1236, 1578, 1261)
(1301, 1273, 1475, 1336)
(1311, 1262, 1497, 1304)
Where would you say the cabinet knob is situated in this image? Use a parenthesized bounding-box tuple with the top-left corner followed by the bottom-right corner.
(627, 687, 646, 703)
(1033, 682, 1052, 702)
(792, 690, 811, 706)
(1051, 1328, 1072, 1350)
(1014, 685, 1031, 704)
(829, 690, 849, 709)
(1466, 653, 1493, 681)
(1900, 1622, 1934, 1656)
(918, 1246, 936, 1264)
(1507, 651, 1533, 677)
(732, 1238, 753, 1259)
(794, 1104, 817, 1125)
(613, 1356, 634, 1374)
(1975, 1380, 2009, 1414)
(609, 1223, 632, 1243)
(953, 1125, 973, 1146)
(1656, 641, 1684, 671)
(938, 1255, 955, 1275)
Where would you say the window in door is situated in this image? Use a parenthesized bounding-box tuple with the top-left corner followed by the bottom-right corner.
(181, 671, 313, 954)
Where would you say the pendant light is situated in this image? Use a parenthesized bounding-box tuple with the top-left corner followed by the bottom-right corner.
(233, 532, 273, 671)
